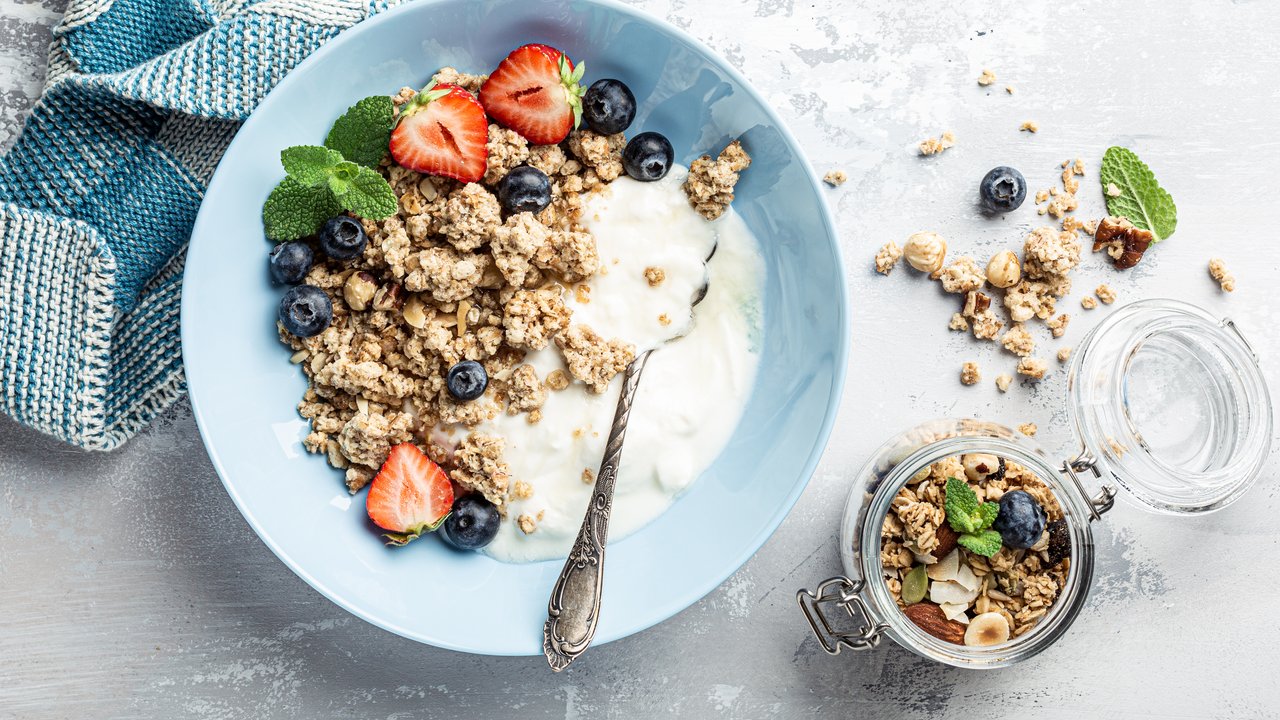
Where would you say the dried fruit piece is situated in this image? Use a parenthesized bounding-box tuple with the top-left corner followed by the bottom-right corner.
(964, 612, 1011, 646)
(1045, 518, 1071, 567)
(903, 564, 929, 604)
(903, 602, 967, 644)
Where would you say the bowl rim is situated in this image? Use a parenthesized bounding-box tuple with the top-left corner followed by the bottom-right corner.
(180, 0, 850, 654)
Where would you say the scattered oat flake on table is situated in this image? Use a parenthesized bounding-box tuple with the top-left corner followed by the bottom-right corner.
(1005, 85, 1015, 94)
(1081, 296, 1097, 310)
(1057, 347, 1072, 363)
(978, 69, 997, 86)
(874, 241, 903, 275)
(919, 131, 956, 156)
(1016, 357, 1047, 380)
(823, 169, 848, 187)
(1208, 258, 1236, 292)
(1095, 284, 1117, 304)
(1018, 422, 1038, 437)
(1020, 121, 1039, 133)
(995, 374, 1013, 392)
(961, 362, 981, 386)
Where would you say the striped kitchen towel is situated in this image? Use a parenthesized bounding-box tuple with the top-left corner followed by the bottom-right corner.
(0, 0, 396, 450)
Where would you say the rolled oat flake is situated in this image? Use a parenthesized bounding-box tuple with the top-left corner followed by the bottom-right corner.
(798, 298, 1272, 668)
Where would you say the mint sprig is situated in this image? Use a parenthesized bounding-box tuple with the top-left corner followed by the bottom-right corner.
(1099, 146, 1177, 242)
(325, 95, 394, 168)
(944, 477, 1003, 557)
(262, 95, 399, 242)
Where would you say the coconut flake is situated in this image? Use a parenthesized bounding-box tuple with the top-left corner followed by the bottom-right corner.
(927, 549, 960, 582)
(955, 563, 980, 592)
(940, 602, 971, 624)
(930, 579, 980, 606)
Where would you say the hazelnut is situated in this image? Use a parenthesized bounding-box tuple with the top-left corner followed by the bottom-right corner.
(986, 250, 1022, 288)
(903, 231, 947, 273)
(371, 283, 404, 311)
(962, 453, 1006, 483)
(402, 293, 428, 329)
(343, 271, 377, 312)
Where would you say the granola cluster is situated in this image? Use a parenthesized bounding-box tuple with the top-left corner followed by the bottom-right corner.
(881, 454, 1070, 640)
(683, 140, 751, 221)
(279, 77, 644, 507)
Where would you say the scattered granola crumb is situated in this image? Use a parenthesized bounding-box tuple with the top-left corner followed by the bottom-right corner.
(658, 313, 671, 326)
(582, 468, 595, 484)
(1020, 121, 1039, 133)
(995, 374, 1013, 392)
(527, 409, 543, 425)
(948, 313, 970, 332)
(875, 241, 904, 275)
(823, 169, 848, 187)
(512, 480, 534, 500)
(643, 266, 666, 287)
(1016, 357, 1048, 380)
(1017, 422, 1038, 437)
(517, 513, 538, 534)
(1000, 324, 1036, 357)
(1057, 346, 1072, 363)
(936, 256, 987, 294)
(977, 68, 997, 86)
(1005, 85, 1014, 94)
(556, 324, 636, 393)
(574, 284, 591, 304)
(1047, 313, 1070, 339)
(1105, 182, 1122, 197)
(961, 361, 981, 386)
(1081, 296, 1098, 310)
(683, 140, 751, 220)
(1034, 189, 1049, 204)
(1208, 258, 1236, 292)
(545, 369, 571, 392)
(1095, 284, 1117, 304)
(918, 131, 956, 156)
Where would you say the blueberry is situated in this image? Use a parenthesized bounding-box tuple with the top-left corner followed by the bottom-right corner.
(497, 166, 552, 215)
(582, 79, 636, 135)
(268, 242, 314, 285)
(317, 216, 368, 260)
(278, 285, 332, 338)
(623, 131, 674, 182)
(991, 489, 1047, 549)
(446, 360, 488, 401)
(439, 494, 501, 550)
(979, 166, 1027, 213)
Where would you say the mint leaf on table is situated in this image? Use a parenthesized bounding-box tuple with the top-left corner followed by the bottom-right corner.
(281, 145, 344, 186)
(325, 95, 395, 168)
(944, 477, 1003, 557)
(335, 165, 399, 219)
(1099, 146, 1177, 242)
(956, 529, 1003, 557)
(262, 177, 342, 241)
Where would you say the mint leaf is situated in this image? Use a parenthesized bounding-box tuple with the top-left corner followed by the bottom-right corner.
(957, 529, 1003, 558)
(977, 501, 999, 530)
(1099, 146, 1177, 242)
(944, 477, 982, 533)
(262, 176, 341, 241)
(281, 145, 343, 187)
(334, 165, 398, 219)
(325, 95, 394, 168)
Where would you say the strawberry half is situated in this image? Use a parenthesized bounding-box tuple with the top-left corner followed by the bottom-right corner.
(365, 443, 455, 546)
(479, 44, 586, 145)
(389, 83, 488, 183)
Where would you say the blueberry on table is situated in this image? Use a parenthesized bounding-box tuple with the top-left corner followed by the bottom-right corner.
(317, 216, 368, 260)
(446, 360, 488, 401)
(623, 131, 674, 182)
(278, 285, 332, 338)
(497, 166, 552, 215)
(268, 241, 314, 285)
(582, 79, 636, 136)
(439, 494, 501, 550)
(991, 489, 1047, 549)
(979, 166, 1027, 213)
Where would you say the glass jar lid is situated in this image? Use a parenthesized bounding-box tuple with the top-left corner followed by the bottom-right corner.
(1067, 299, 1272, 515)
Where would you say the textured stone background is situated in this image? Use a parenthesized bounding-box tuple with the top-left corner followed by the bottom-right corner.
(2, 0, 1279, 718)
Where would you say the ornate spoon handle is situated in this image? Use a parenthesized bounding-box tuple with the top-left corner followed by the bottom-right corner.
(543, 349, 653, 671)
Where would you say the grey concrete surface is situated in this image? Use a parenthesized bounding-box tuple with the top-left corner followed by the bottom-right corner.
(3, 0, 1280, 718)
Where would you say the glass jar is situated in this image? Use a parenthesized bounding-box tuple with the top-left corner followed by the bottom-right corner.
(798, 299, 1272, 668)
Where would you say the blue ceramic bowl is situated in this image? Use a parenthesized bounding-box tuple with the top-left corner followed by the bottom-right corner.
(182, 0, 847, 655)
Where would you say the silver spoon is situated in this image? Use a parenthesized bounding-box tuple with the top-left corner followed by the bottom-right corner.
(542, 257, 713, 672)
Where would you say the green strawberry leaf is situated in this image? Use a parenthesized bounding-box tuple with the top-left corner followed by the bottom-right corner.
(335, 165, 398, 219)
(262, 176, 341, 241)
(324, 95, 394, 168)
(381, 513, 450, 546)
(281, 145, 343, 187)
(957, 529, 1003, 558)
(1099, 146, 1177, 242)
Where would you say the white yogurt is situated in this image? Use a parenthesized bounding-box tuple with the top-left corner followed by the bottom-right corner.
(478, 167, 765, 563)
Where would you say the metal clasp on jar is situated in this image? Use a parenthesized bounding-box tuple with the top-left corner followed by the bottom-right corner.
(1060, 451, 1117, 521)
(797, 576, 889, 654)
